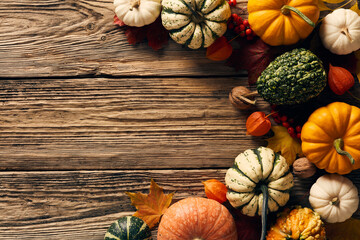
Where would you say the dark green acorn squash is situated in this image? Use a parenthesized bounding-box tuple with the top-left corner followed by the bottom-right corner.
(256, 48, 326, 105)
(104, 216, 152, 240)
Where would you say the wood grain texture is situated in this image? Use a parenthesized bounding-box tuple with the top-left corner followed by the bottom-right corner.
(0, 0, 248, 78)
(0, 76, 270, 170)
(1, 170, 359, 240)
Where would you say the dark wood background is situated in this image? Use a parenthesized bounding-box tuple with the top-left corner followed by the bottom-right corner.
(1, 0, 359, 239)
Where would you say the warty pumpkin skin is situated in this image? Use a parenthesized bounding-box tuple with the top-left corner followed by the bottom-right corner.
(157, 197, 237, 240)
(247, 0, 320, 46)
(301, 102, 360, 175)
(266, 207, 326, 240)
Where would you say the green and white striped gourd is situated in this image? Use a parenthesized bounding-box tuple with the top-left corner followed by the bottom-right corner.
(225, 147, 294, 240)
(161, 0, 231, 49)
(104, 216, 152, 240)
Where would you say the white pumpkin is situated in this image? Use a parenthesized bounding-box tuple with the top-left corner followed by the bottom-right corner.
(114, 0, 161, 27)
(320, 8, 360, 55)
(309, 174, 359, 223)
(161, 0, 231, 49)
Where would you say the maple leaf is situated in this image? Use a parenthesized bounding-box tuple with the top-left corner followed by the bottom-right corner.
(265, 126, 303, 165)
(326, 218, 360, 240)
(126, 179, 174, 229)
(113, 15, 126, 27)
(226, 39, 275, 85)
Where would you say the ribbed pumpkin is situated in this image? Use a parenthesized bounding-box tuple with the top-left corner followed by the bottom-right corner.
(301, 102, 360, 175)
(247, 0, 320, 46)
(104, 216, 152, 240)
(266, 207, 326, 240)
(161, 0, 231, 49)
(225, 147, 293, 240)
(157, 197, 237, 240)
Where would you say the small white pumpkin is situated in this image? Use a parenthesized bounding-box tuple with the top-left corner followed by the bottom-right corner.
(320, 9, 360, 55)
(161, 0, 231, 49)
(309, 174, 359, 223)
(114, 0, 161, 27)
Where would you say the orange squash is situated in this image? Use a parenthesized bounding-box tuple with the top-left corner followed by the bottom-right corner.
(266, 207, 326, 240)
(301, 102, 360, 175)
(157, 197, 237, 240)
(247, 0, 320, 46)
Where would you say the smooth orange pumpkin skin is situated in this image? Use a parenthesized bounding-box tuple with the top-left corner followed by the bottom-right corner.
(266, 207, 326, 239)
(301, 102, 360, 175)
(247, 0, 320, 46)
(157, 197, 237, 240)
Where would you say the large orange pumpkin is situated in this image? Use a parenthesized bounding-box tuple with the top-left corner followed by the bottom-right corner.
(157, 197, 237, 240)
(301, 102, 360, 175)
(247, 0, 320, 46)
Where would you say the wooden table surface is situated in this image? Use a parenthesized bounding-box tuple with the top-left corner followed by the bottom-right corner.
(1, 1, 360, 239)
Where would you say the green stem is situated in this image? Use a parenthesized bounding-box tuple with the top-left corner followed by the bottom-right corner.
(260, 184, 268, 240)
(334, 138, 355, 165)
(281, 5, 315, 28)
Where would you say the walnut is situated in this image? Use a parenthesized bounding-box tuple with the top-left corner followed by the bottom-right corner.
(229, 86, 257, 110)
(293, 157, 317, 179)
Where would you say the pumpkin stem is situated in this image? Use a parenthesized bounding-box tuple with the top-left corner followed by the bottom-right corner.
(260, 184, 268, 240)
(180, 0, 204, 23)
(334, 138, 355, 165)
(129, 0, 140, 10)
(281, 5, 315, 28)
(330, 197, 339, 205)
(341, 27, 353, 42)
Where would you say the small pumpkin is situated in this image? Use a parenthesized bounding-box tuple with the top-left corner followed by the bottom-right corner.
(161, 0, 231, 49)
(320, 9, 360, 55)
(157, 197, 237, 240)
(247, 0, 319, 46)
(225, 147, 293, 240)
(114, 0, 161, 27)
(301, 102, 360, 174)
(309, 174, 359, 223)
(104, 216, 152, 240)
(266, 207, 326, 240)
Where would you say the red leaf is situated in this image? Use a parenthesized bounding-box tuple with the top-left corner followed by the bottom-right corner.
(114, 15, 126, 27)
(146, 18, 169, 51)
(206, 36, 233, 61)
(233, 209, 261, 240)
(125, 27, 147, 45)
(226, 39, 275, 85)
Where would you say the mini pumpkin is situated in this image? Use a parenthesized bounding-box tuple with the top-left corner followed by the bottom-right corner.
(225, 147, 293, 240)
(320, 8, 360, 55)
(247, 0, 320, 46)
(114, 0, 161, 27)
(157, 197, 237, 240)
(309, 174, 359, 223)
(104, 216, 152, 240)
(266, 207, 326, 240)
(161, 0, 231, 49)
(301, 102, 360, 174)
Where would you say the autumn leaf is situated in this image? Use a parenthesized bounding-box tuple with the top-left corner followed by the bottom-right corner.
(206, 36, 233, 61)
(226, 39, 275, 85)
(326, 218, 360, 240)
(126, 179, 174, 229)
(266, 126, 303, 165)
(113, 15, 126, 27)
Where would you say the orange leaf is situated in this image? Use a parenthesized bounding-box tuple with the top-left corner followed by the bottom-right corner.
(202, 179, 227, 203)
(206, 36, 233, 61)
(126, 179, 174, 229)
(326, 218, 360, 239)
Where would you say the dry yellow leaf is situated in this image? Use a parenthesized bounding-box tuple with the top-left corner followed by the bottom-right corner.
(326, 218, 360, 239)
(126, 179, 174, 229)
(266, 126, 303, 165)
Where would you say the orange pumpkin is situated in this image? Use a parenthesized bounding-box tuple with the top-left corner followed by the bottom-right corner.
(301, 102, 360, 175)
(157, 197, 237, 240)
(266, 207, 326, 240)
(247, 0, 320, 46)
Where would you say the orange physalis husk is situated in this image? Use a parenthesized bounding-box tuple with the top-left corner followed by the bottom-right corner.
(328, 64, 354, 95)
(202, 179, 228, 204)
(246, 111, 271, 136)
(206, 36, 233, 61)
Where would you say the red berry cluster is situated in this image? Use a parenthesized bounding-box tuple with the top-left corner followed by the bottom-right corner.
(270, 105, 302, 139)
(228, 0, 237, 7)
(227, 13, 256, 40)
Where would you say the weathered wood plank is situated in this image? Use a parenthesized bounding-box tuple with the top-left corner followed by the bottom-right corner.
(0, 0, 248, 78)
(0, 76, 269, 170)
